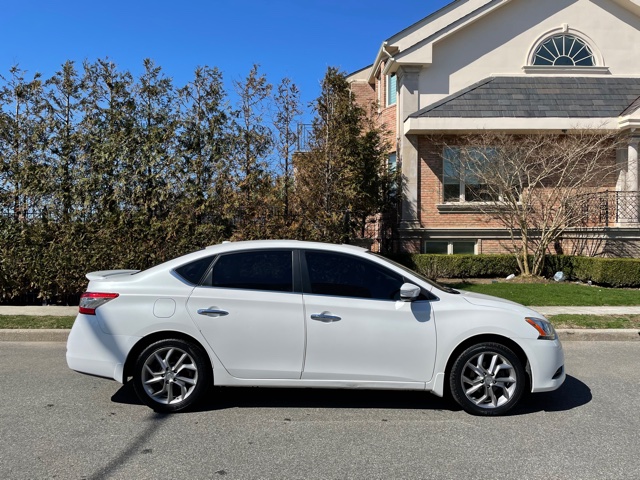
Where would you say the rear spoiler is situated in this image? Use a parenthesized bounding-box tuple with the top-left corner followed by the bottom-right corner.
(86, 270, 141, 281)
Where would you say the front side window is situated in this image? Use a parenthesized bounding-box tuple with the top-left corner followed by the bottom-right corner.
(443, 147, 496, 202)
(305, 251, 404, 301)
(209, 250, 293, 292)
(532, 34, 595, 66)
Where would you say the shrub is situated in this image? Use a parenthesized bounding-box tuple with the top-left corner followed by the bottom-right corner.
(389, 254, 640, 288)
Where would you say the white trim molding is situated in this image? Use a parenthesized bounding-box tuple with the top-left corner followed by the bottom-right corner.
(405, 117, 620, 135)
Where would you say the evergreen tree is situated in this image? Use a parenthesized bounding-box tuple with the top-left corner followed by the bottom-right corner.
(273, 77, 302, 223)
(294, 67, 391, 242)
(81, 59, 136, 218)
(231, 65, 275, 239)
(44, 61, 85, 222)
(176, 65, 233, 245)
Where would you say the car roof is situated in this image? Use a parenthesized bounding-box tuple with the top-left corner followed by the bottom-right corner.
(142, 240, 370, 276)
(204, 239, 368, 254)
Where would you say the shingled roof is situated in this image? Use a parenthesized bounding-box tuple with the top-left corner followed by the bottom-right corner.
(411, 76, 640, 119)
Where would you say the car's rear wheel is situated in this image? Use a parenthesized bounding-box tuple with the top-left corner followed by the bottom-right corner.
(449, 342, 525, 416)
(132, 338, 210, 413)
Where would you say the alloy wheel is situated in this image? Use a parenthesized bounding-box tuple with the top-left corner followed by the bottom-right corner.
(141, 346, 199, 405)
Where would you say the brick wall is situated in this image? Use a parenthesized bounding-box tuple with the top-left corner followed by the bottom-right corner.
(349, 64, 398, 152)
(418, 135, 504, 229)
(417, 135, 618, 230)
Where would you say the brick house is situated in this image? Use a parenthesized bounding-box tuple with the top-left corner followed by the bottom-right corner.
(347, 0, 640, 255)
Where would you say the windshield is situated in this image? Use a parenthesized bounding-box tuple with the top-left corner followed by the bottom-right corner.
(369, 253, 460, 294)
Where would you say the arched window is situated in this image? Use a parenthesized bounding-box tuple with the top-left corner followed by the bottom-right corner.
(532, 34, 595, 66)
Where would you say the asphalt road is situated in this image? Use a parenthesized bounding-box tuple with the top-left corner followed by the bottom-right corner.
(0, 342, 638, 480)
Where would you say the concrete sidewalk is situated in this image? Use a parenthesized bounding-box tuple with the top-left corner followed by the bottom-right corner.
(0, 306, 77, 316)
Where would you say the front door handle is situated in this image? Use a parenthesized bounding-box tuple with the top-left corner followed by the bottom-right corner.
(197, 308, 229, 317)
(310, 312, 341, 323)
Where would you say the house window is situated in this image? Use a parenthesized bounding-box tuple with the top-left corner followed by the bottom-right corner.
(425, 240, 477, 255)
(387, 152, 397, 172)
(387, 73, 397, 106)
(443, 147, 496, 203)
(532, 34, 594, 66)
(387, 152, 398, 195)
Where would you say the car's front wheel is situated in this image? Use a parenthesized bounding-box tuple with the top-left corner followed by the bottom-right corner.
(132, 338, 210, 413)
(449, 342, 525, 416)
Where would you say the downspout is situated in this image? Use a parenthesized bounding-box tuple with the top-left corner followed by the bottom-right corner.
(381, 41, 396, 75)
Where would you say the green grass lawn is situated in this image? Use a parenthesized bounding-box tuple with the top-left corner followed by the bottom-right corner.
(548, 314, 640, 329)
(0, 312, 638, 330)
(447, 282, 640, 306)
(0, 316, 76, 329)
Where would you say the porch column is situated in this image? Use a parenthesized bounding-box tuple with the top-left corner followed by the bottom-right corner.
(625, 136, 640, 224)
(397, 66, 422, 231)
(628, 136, 639, 192)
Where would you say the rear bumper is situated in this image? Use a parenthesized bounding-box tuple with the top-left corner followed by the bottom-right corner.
(66, 314, 140, 383)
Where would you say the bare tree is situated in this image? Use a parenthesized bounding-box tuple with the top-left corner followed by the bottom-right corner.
(439, 131, 622, 276)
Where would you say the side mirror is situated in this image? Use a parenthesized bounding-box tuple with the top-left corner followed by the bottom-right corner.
(400, 283, 421, 302)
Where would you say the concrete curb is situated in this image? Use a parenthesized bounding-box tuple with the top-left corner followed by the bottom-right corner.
(0, 328, 638, 343)
(0, 329, 70, 342)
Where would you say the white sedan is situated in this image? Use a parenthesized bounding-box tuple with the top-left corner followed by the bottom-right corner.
(66, 240, 565, 416)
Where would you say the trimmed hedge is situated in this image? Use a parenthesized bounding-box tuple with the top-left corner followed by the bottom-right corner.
(389, 254, 640, 288)
(570, 257, 640, 288)
(388, 254, 519, 280)
(543, 255, 640, 287)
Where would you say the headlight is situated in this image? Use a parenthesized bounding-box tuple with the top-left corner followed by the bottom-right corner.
(525, 317, 557, 340)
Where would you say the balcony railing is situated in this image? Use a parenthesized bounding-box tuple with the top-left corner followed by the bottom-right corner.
(577, 191, 640, 226)
(296, 124, 313, 152)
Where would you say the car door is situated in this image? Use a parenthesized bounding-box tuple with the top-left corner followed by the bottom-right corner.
(301, 250, 437, 383)
(186, 249, 305, 379)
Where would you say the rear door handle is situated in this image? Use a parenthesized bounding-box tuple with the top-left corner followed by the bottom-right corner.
(310, 312, 341, 323)
(197, 308, 229, 317)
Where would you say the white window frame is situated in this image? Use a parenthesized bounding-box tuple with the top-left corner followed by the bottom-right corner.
(443, 146, 497, 203)
(531, 34, 595, 67)
(386, 73, 397, 106)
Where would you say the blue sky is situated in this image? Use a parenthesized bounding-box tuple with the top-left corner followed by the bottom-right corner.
(2, 0, 451, 113)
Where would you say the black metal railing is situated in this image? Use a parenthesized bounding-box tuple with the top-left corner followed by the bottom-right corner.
(577, 191, 640, 226)
(296, 124, 313, 152)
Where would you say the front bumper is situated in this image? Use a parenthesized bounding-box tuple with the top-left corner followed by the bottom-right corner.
(66, 314, 140, 383)
(522, 337, 566, 392)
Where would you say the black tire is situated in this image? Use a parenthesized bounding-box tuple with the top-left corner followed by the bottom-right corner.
(132, 338, 211, 413)
(449, 342, 525, 416)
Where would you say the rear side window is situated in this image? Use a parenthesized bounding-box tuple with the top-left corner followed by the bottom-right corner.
(304, 251, 404, 300)
(210, 250, 293, 292)
(174, 256, 216, 285)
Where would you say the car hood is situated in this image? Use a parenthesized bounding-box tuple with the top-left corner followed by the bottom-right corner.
(458, 290, 543, 317)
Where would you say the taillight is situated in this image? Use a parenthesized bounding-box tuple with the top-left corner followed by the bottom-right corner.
(79, 292, 119, 315)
